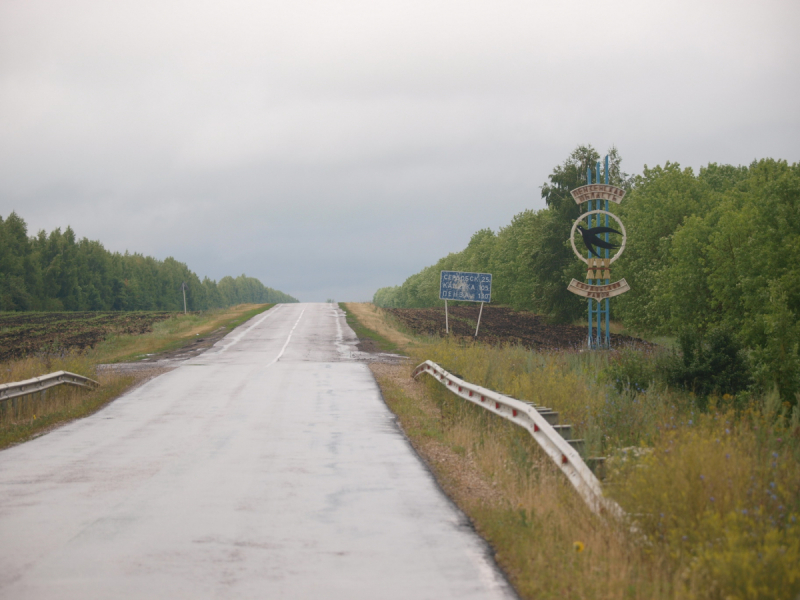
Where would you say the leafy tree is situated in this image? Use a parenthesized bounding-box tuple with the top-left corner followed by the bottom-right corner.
(0, 213, 39, 310)
(374, 151, 800, 404)
(614, 163, 716, 332)
(615, 158, 800, 402)
(374, 144, 629, 323)
(0, 213, 298, 312)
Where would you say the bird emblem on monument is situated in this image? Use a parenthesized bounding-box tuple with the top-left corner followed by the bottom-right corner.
(566, 158, 630, 348)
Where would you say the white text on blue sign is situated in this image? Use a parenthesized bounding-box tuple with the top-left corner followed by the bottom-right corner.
(439, 271, 492, 303)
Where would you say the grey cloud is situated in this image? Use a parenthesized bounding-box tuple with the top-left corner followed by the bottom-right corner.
(1, 0, 798, 301)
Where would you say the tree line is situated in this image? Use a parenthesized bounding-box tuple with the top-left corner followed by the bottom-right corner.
(373, 146, 800, 402)
(0, 213, 298, 311)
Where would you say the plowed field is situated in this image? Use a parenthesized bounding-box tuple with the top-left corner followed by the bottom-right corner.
(385, 305, 648, 350)
(0, 312, 176, 362)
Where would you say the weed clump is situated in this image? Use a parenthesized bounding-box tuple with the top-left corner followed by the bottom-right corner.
(607, 394, 800, 599)
(413, 337, 800, 598)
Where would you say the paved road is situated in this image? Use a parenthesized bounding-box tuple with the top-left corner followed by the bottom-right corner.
(0, 303, 515, 599)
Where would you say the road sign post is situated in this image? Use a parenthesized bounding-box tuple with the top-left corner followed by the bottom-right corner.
(439, 271, 492, 337)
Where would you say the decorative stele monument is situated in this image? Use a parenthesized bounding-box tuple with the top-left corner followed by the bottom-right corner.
(566, 156, 630, 349)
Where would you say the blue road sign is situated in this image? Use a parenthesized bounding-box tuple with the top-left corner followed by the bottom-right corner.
(439, 271, 492, 303)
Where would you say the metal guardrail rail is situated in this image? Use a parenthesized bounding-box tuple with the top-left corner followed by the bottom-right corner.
(0, 371, 99, 403)
(413, 360, 624, 518)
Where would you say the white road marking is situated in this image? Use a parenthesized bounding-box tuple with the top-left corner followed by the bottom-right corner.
(265, 308, 305, 367)
(216, 304, 282, 354)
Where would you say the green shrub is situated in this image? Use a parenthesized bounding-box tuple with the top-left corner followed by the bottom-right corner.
(665, 328, 752, 397)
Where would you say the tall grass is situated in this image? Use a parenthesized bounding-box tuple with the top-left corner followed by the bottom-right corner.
(0, 352, 96, 385)
(608, 393, 800, 598)
(419, 339, 681, 456)
(0, 353, 138, 449)
(408, 338, 800, 598)
(375, 365, 672, 599)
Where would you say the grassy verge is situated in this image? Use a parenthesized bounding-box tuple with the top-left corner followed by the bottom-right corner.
(0, 368, 140, 450)
(339, 302, 406, 353)
(372, 362, 666, 598)
(89, 303, 273, 363)
(360, 304, 800, 599)
(0, 304, 274, 449)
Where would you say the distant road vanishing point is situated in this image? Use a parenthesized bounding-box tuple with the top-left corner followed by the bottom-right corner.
(0, 303, 515, 599)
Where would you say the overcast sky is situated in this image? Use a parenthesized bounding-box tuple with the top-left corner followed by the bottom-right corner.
(1, 0, 798, 302)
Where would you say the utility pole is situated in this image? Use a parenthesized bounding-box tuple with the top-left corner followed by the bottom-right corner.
(181, 282, 188, 314)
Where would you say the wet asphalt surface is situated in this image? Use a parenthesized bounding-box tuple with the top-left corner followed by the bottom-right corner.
(0, 303, 515, 599)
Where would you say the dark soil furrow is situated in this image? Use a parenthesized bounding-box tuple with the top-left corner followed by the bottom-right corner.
(386, 305, 649, 350)
(0, 312, 177, 362)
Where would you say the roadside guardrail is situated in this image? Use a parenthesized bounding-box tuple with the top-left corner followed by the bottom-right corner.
(413, 360, 623, 518)
(0, 371, 99, 403)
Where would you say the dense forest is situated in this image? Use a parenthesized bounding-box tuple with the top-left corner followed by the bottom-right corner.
(374, 146, 800, 402)
(0, 213, 298, 311)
